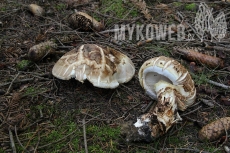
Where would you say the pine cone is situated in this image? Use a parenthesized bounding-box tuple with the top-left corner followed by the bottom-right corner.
(198, 117, 230, 141)
(68, 12, 104, 31)
(28, 41, 57, 61)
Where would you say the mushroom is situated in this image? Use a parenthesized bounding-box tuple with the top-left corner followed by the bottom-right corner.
(68, 11, 104, 31)
(52, 44, 135, 89)
(134, 56, 196, 140)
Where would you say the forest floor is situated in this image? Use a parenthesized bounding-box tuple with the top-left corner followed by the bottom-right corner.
(1, 0, 230, 152)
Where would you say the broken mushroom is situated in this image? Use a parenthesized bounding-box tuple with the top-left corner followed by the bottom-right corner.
(68, 11, 104, 31)
(52, 44, 135, 88)
(131, 56, 196, 141)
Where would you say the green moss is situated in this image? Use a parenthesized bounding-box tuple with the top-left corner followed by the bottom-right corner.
(101, 0, 138, 19)
(17, 60, 30, 70)
(202, 145, 217, 152)
(101, 0, 125, 18)
(23, 87, 37, 97)
(196, 73, 207, 85)
(0, 7, 6, 11)
(87, 125, 120, 141)
(185, 3, 196, 11)
(192, 72, 211, 86)
(22, 86, 48, 97)
(24, 87, 36, 95)
(168, 135, 181, 145)
(87, 125, 120, 152)
(55, 3, 66, 11)
(13, 108, 119, 152)
(145, 45, 170, 57)
(173, 2, 182, 7)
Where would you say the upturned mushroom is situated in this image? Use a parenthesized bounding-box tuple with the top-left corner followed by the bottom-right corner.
(52, 44, 135, 89)
(133, 56, 196, 141)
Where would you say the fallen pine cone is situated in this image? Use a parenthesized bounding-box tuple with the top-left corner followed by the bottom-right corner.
(198, 117, 230, 142)
(28, 4, 45, 16)
(28, 41, 57, 61)
(68, 11, 104, 31)
(174, 47, 224, 68)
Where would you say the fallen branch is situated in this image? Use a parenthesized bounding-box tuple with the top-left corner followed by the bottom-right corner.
(0, 78, 34, 87)
(205, 45, 230, 52)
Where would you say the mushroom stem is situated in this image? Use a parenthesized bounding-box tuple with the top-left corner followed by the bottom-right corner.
(134, 81, 182, 140)
(154, 83, 182, 132)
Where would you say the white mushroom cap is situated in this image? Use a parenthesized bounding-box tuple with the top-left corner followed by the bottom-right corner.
(52, 44, 135, 89)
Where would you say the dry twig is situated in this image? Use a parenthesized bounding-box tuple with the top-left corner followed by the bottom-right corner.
(199, 98, 215, 107)
(207, 79, 230, 89)
(5, 72, 20, 95)
(14, 126, 26, 151)
(9, 128, 16, 153)
(83, 118, 88, 153)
